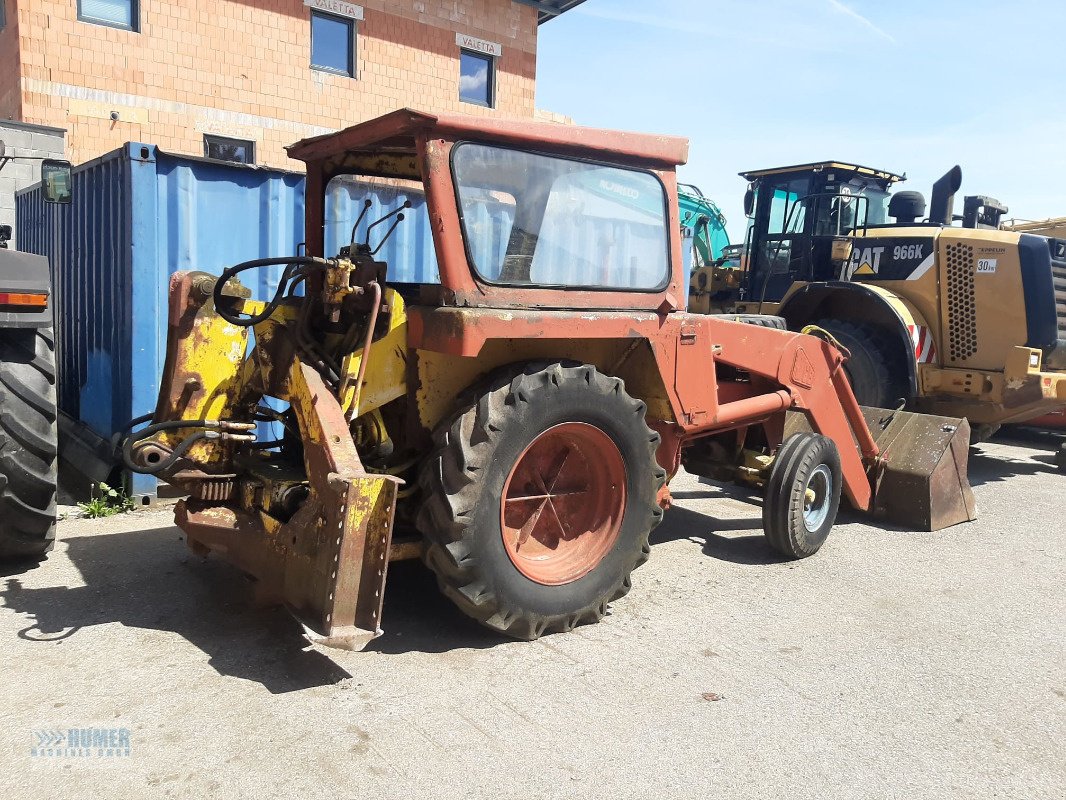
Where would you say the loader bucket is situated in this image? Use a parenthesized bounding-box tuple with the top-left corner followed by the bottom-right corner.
(785, 407, 976, 531)
(859, 406, 976, 532)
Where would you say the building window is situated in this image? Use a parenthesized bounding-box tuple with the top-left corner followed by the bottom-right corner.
(78, 0, 137, 30)
(203, 135, 255, 165)
(459, 49, 495, 108)
(311, 11, 355, 77)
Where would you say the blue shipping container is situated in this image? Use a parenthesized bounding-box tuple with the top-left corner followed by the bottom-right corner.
(16, 144, 305, 497)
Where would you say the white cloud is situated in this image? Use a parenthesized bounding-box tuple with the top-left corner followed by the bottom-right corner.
(460, 65, 488, 95)
(826, 0, 896, 43)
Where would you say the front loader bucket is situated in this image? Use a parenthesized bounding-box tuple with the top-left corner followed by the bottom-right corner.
(860, 406, 976, 531)
(785, 407, 976, 531)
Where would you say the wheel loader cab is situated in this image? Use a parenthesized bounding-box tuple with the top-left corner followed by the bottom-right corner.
(740, 162, 902, 306)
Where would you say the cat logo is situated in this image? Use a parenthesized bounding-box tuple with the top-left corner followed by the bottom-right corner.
(843, 246, 885, 280)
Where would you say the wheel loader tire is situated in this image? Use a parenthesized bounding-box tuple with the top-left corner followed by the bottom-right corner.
(709, 313, 787, 331)
(810, 318, 907, 409)
(0, 327, 58, 560)
(416, 360, 666, 640)
(762, 433, 841, 560)
(970, 423, 1001, 444)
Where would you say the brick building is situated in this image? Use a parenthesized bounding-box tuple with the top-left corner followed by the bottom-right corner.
(0, 0, 583, 170)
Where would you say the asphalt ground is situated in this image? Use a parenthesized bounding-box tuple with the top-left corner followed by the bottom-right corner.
(2, 429, 1063, 799)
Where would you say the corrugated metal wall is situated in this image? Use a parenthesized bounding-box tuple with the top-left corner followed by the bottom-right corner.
(17, 149, 133, 443)
(16, 145, 306, 496)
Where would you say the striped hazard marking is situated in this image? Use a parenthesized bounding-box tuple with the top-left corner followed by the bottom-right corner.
(907, 324, 938, 364)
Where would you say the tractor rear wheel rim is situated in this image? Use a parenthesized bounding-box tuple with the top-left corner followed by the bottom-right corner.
(803, 463, 832, 531)
(501, 422, 626, 586)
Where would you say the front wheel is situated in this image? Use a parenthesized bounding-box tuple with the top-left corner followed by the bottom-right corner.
(416, 361, 666, 639)
(0, 327, 59, 560)
(762, 433, 842, 559)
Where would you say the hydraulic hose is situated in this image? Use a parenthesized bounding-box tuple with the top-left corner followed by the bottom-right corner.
(211, 256, 331, 327)
(121, 419, 256, 475)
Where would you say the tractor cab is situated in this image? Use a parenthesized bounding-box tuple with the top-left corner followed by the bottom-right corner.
(739, 162, 903, 305)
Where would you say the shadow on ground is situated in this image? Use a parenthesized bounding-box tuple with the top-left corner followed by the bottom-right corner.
(0, 524, 509, 692)
(653, 489, 789, 566)
(968, 432, 1062, 485)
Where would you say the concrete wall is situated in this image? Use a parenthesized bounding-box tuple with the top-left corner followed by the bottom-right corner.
(0, 119, 65, 250)
(3, 0, 539, 171)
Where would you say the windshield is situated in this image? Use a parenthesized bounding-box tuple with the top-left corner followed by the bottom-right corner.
(451, 143, 671, 291)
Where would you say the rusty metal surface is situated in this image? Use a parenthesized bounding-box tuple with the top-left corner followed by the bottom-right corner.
(171, 355, 400, 651)
(287, 107, 689, 169)
(404, 303, 882, 512)
(499, 422, 627, 586)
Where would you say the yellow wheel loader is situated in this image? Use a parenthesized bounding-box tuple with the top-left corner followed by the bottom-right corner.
(689, 162, 1066, 436)
(121, 112, 975, 650)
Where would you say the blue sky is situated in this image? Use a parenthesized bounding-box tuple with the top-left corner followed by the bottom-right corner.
(535, 0, 1066, 240)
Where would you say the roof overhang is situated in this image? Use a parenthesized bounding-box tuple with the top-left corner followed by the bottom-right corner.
(287, 108, 689, 173)
(739, 162, 905, 184)
(515, 0, 588, 24)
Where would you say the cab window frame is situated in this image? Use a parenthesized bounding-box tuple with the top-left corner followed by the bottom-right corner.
(449, 140, 673, 294)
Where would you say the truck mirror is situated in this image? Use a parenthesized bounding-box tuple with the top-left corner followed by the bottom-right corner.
(0, 224, 10, 248)
(743, 186, 755, 217)
(41, 159, 73, 204)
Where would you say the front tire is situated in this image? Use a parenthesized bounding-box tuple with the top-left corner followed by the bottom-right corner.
(762, 433, 842, 559)
(0, 327, 59, 560)
(416, 361, 665, 639)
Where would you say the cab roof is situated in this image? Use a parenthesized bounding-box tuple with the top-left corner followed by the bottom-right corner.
(739, 161, 904, 183)
(287, 108, 690, 171)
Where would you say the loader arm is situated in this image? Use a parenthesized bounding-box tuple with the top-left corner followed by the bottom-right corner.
(689, 318, 974, 530)
(701, 322, 877, 510)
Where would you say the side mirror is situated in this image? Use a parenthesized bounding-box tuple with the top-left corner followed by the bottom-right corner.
(41, 159, 73, 204)
(743, 185, 755, 217)
(0, 224, 10, 249)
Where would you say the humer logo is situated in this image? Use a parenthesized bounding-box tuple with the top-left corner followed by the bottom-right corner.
(31, 728, 132, 758)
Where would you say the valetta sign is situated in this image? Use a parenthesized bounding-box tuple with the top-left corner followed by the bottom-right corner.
(304, 0, 363, 20)
(456, 32, 502, 57)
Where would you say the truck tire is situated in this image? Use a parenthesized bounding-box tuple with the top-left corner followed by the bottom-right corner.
(810, 318, 906, 409)
(416, 361, 666, 639)
(762, 432, 841, 559)
(0, 327, 58, 559)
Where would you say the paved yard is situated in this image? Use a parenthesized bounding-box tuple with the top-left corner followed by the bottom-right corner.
(1, 431, 1063, 799)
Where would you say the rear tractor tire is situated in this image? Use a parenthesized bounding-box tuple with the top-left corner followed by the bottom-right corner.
(0, 327, 59, 560)
(416, 361, 666, 640)
(762, 433, 842, 559)
(810, 318, 908, 409)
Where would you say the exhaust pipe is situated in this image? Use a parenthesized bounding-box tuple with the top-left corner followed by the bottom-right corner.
(928, 165, 963, 225)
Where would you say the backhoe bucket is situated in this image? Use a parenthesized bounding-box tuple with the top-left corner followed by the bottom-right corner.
(786, 407, 976, 531)
(860, 407, 976, 531)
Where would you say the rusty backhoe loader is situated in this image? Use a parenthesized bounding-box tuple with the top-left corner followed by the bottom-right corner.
(122, 110, 975, 649)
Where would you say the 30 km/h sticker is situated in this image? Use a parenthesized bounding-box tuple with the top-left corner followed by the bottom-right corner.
(977, 258, 997, 273)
